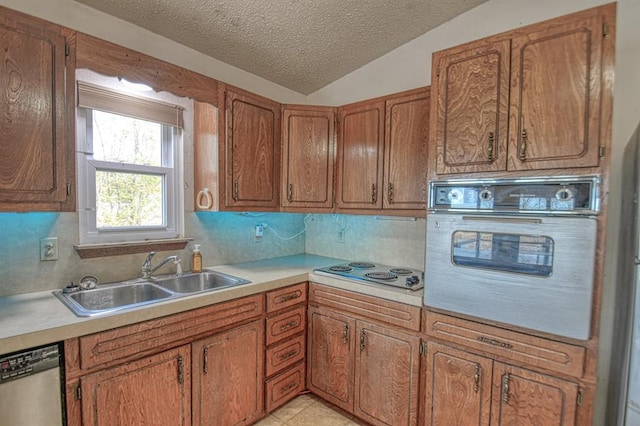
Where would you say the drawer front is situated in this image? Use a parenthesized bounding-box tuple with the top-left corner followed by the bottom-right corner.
(79, 294, 265, 371)
(266, 306, 306, 346)
(265, 362, 305, 413)
(424, 311, 585, 378)
(266, 333, 306, 377)
(309, 282, 421, 331)
(267, 282, 307, 313)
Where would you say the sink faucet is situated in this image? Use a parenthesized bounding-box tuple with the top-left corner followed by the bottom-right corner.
(142, 252, 183, 279)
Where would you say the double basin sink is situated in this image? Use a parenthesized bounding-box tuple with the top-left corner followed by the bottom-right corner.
(54, 270, 251, 317)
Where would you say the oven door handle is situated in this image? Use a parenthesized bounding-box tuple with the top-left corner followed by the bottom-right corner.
(461, 216, 543, 225)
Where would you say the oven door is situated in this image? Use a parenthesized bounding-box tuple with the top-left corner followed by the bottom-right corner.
(424, 214, 597, 340)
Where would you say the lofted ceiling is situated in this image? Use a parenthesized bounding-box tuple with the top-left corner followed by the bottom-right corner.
(72, 0, 489, 95)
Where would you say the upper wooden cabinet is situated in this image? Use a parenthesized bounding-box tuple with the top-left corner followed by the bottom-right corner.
(336, 87, 429, 214)
(281, 106, 335, 211)
(223, 87, 281, 209)
(432, 5, 613, 175)
(0, 8, 74, 211)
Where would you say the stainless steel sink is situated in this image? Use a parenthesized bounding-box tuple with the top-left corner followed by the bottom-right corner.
(54, 270, 251, 317)
(151, 270, 251, 294)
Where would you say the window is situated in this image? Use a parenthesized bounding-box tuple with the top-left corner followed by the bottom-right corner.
(77, 82, 184, 244)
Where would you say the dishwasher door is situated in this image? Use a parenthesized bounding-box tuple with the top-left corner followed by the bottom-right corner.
(0, 344, 64, 426)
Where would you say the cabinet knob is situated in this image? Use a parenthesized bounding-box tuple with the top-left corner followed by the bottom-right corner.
(371, 184, 377, 204)
(519, 128, 528, 162)
(288, 183, 293, 202)
(387, 183, 394, 203)
(487, 132, 494, 161)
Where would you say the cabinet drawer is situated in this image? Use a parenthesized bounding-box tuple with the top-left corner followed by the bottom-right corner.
(266, 306, 306, 346)
(266, 333, 306, 377)
(309, 283, 421, 331)
(265, 362, 305, 413)
(424, 311, 585, 378)
(78, 294, 264, 371)
(266, 282, 307, 313)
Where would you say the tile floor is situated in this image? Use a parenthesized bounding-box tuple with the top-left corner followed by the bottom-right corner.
(254, 393, 366, 426)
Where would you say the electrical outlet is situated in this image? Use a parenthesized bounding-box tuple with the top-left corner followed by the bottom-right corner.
(40, 237, 59, 261)
(254, 224, 264, 243)
(337, 227, 345, 243)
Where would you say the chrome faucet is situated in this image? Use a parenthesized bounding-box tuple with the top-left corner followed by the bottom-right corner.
(142, 251, 183, 279)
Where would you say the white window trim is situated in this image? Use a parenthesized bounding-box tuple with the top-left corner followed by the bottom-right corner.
(77, 104, 184, 245)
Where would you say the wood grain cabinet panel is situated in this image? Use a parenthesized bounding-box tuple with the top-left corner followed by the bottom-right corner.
(0, 7, 74, 211)
(192, 320, 264, 426)
(281, 106, 335, 211)
(80, 345, 191, 426)
(224, 88, 280, 209)
(266, 305, 306, 346)
(266, 333, 306, 378)
(265, 361, 306, 413)
(266, 282, 307, 313)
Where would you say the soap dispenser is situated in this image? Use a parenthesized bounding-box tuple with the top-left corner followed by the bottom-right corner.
(191, 244, 202, 273)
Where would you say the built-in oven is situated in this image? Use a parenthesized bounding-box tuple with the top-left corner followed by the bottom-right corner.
(424, 176, 599, 340)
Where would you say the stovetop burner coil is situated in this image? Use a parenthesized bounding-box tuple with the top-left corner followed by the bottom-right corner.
(389, 268, 413, 275)
(364, 272, 397, 281)
(348, 262, 376, 269)
(329, 265, 353, 272)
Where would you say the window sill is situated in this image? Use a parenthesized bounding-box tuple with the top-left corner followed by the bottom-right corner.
(74, 238, 192, 259)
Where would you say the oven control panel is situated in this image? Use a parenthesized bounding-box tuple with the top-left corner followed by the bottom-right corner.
(429, 176, 599, 215)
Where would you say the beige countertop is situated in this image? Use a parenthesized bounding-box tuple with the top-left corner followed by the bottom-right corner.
(0, 254, 423, 355)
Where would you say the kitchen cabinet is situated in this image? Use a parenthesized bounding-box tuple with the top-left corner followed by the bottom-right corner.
(423, 312, 585, 426)
(281, 105, 336, 212)
(192, 320, 264, 426)
(431, 6, 611, 175)
(0, 7, 75, 211)
(80, 345, 191, 425)
(223, 87, 281, 209)
(336, 88, 429, 214)
(264, 283, 308, 412)
(307, 283, 421, 426)
(423, 341, 578, 426)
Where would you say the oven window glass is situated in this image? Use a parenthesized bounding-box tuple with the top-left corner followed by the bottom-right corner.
(451, 231, 554, 276)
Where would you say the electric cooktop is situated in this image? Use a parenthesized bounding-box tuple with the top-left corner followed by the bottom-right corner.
(313, 261, 423, 291)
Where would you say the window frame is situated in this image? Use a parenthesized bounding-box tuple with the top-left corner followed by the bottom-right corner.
(77, 102, 184, 245)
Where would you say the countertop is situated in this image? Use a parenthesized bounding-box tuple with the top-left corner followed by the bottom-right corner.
(0, 254, 423, 355)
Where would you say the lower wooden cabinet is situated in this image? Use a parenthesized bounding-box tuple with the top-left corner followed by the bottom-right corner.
(80, 345, 192, 426)
(192, 320, 264, 426)
(423, 341, 579, 426)
(307, 301, 421, 426)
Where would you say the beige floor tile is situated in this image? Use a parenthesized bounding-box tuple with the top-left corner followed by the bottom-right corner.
(284, 400, 352, 426)
(271, 394, 316, 423)
(253, 414, 284, 426)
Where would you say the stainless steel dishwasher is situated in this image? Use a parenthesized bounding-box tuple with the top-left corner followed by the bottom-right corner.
(0, 343, 64, 426)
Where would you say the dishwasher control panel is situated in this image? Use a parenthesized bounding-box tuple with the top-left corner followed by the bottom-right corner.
(0, 344, 59, 384)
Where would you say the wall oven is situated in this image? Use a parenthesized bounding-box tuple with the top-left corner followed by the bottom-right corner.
(424, 176, 599, 340)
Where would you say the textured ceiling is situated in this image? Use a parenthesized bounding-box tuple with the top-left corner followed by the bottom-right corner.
(72, 0, 488, 95)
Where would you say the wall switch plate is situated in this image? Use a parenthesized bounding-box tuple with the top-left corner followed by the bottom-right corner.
(337, 227, 345, 243)
(40, 237, 59, 261)
(254, 224, 264, 242)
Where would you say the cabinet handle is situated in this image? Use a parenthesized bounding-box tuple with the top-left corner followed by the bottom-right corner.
(280, 381, 297, 393)
(203, 347, 208, 374)
(279, 320, 298, 332)
(360, 329, 366, 352)
(371, 184, 377, 204)
(277, 292, 299, 304)
(387, 183, 394, 203)
(487, 132, 494, 161)
(477, 335, 513, 349)
(502, 373, 510, 403)
(196, 188, 214, 210)
(287, 184, 293, 202)
(473, 364, 480, 393)
(279, 349, 299, 361)
(519, 125, 527, 162)
(342, 323, 349, 344)
(177, 355, 184, 384)
(233, 180, 239, 201)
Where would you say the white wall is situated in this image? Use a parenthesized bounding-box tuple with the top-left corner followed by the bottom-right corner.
(0, 0, 307, 104)
(309, 1, 640, 423)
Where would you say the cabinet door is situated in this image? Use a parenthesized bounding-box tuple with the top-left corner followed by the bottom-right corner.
(423, 342, 492, 426)
(508, 14, 603, 170)
(383, 89, 430, 210)
(336, 100, 385, 210)
(354, 320, 421, 426)
(281, 106, 335, 210)
(80, 345, 191, 426)
(225, 88, 280, 208)
(307, 305, 356, 411)
(192, 320, 264, 426)
(491, 362, 578, 426)
(433, 40, 510, 174)
(0, 9, 74, 210)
